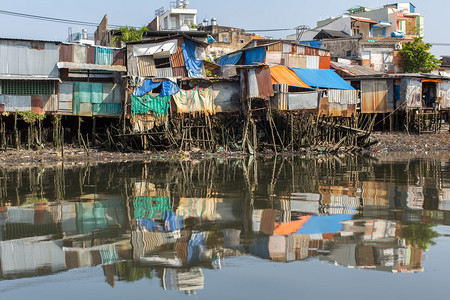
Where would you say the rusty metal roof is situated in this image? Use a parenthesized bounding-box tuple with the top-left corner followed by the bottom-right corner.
(331, 62, 384, 77)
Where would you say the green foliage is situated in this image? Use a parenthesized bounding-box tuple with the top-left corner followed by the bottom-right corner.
(116, 261, 153, 282)
(18, 111, 45, 125)
(403, 223, 440, 250)
(399, 37, 440, 73)
(112, 26, 148, 44)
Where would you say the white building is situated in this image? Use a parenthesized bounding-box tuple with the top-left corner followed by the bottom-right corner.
(287, 2, 424, 41)
(151, 1, 197, 31)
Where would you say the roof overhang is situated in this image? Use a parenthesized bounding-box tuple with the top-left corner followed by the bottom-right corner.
(0, 75, 61, 82)
(57, 62, 126, 72)
(350, 17, 378, 24)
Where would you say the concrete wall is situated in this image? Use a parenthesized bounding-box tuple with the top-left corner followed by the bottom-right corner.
(212, 81, 240, 113)
(322, 38, 361, 58)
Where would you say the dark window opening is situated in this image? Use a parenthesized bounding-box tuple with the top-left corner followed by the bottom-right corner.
(154, 57, 171, 69)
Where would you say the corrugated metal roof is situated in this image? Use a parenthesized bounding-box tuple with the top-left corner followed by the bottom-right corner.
(331, 62, 384, 77)
(0, 75, 60, 81)
(0, 37, 61, 44)
(57, 62, 126, 72)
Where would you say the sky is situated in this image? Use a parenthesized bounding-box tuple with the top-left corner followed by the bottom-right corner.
(0, 0, 449, 57)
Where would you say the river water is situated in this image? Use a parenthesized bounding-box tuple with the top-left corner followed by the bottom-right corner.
(0, 154, 449, 299)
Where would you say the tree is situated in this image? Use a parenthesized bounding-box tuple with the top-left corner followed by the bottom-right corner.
(399, 37, 440, 73)
(112, 26, 148, 45)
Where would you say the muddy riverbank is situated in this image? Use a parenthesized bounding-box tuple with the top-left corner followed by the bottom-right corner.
(0, 131, 448, 168)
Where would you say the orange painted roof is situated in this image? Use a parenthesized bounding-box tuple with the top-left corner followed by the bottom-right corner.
(273, 216, 312, 235)
(270, 66, 311, 88)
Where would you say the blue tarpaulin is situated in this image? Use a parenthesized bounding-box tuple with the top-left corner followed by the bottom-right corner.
(244, 47, 266, 65)
(160, 80, 180, 97)
(297, 214, 355, 235)
(182, 39, 203, 78)
(291, 68, 355, 90)
(218, 52, 243, 67)
(134, 79, 180, 97)
(133, 80, 162, 97)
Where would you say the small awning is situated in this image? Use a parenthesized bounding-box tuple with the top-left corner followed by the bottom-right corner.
(351, 16, 378, 24)
(57, 62, 126, 72)
(132, 39, 178, 57)
(0, 75, 61, 82)
(291, 68, 355, 90)
(422, 79, 441, 83)
(270, 66, 311, 88)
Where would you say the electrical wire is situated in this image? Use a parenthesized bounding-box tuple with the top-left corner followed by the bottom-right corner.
(0, 9, 131, 29)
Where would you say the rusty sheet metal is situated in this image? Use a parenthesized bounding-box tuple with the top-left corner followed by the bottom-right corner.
(266, 42, 283, 52)
(127, 46, 139, 77)
(329, 102, 344, 117)
(58, 82, 73, 112)
(328, 89, 358, 105)
(72, 45, 87, 64)
(362, 182, 389, 206)
(255, 66, 274, 99)
(113, 49, 125, 66)
(138, 56, 156, 77)
(319, 97, 329, 116)
(361, 79, 394, 113)
(439, 80, 450, 109)
(0, 95, 32, 112)
(361, 80, 375, 113)
(87, 46, 96, 64)
(31, 95, 44, 114)
(171, 39, 185, 68)
(286, 55, 306, 68)
(319, 56, 331, 69)
(172, 66, 188, 78)
(59, 44, 73, 62)
(304, 47, 319, 56)
(265, 51, 282, 66)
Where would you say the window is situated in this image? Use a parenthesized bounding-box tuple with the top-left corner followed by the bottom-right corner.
(154, 57, 171, 69)
(1, 80, 54, 95)
(183, 15, 195, 26)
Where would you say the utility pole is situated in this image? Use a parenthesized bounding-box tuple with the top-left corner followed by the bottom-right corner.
(295, 25, 310, 44)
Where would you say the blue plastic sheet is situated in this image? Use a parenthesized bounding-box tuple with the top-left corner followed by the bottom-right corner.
(291, 68, 355, 90)
(182, 39, 203, 78)
(161, 80, 180, 97)
(163, 211, 183, 231)
(187, 232, 206, 264)
(133, 80, 162, 97)
(244, 47, 266, 65)
(297, 214, 355, 235)
(134, 79, 180, 97)
(218, 52, 243, 67)
(137, 218, 161, 231)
